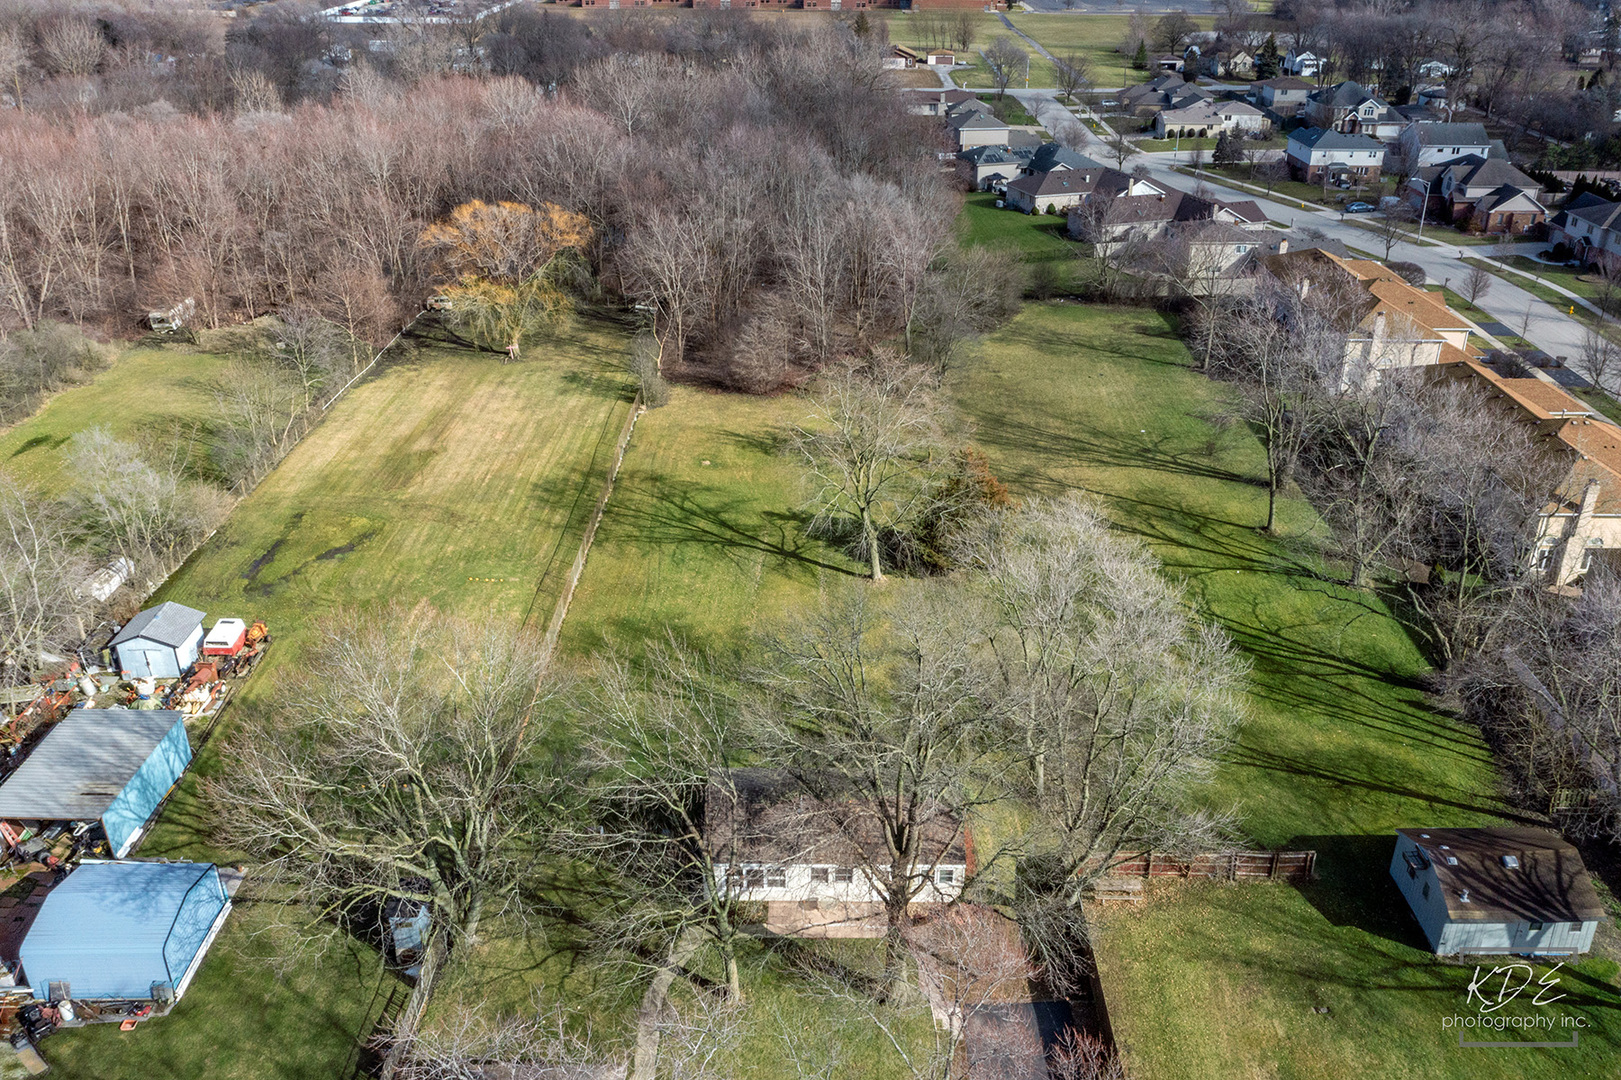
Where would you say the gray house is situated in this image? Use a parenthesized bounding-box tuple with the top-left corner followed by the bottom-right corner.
(1390, 828, 1606, 956)
(111, 602, 206, 679)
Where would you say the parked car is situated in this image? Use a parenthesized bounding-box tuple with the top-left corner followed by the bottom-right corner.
(1100, 99, 1120, 107)
(1345, 202, 1376, 213)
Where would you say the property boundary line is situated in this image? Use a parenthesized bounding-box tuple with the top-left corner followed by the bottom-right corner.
(539, 390, 645, 660)
(1090, 849, 1318, 882)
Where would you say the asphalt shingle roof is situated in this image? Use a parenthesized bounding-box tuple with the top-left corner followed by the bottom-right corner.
(110, 602, 205, 649)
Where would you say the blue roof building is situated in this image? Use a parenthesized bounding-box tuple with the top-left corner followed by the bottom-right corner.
(111, 602, 205, 679)
(20, 861, 230, 1001)
(0, 710, 192, 857)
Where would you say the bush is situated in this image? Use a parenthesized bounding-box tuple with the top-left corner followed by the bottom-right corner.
(0, 322, 111, 425)
(1028, 261, 1061, 301)
(628, 333, 670, 408)
(1387, 261, 1427, 286)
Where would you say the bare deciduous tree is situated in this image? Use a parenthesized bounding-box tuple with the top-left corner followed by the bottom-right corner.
(1052, 53, 1092, 103)
(39, 18, 104, 78)
(754, 588, 1005, 996)
(984, 36, 1028, 98)
(1463, 263, 1493, 305)
(209, 608, 573, 1079)
(0, 478, 92, 686)
(66, 427, 226, 568)
(959, 496, 1243, 921)
(1577, 326, 1620, 394)
(793, 357, 956, 581)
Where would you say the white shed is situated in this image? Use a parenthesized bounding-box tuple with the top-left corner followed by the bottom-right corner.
(1390, 828, 1606, 956)
(110, 602, 206, 680)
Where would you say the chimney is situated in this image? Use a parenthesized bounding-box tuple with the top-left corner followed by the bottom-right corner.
(1373, 309, 1387, 341)
(1278, 238, 1289, 255)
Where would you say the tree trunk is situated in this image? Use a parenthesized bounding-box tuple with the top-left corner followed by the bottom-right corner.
(378, 929, 449, 1080)
(1265, 476, 1279, 534)
(630, 928, 703, 1080)
(863, 505, 885, 581)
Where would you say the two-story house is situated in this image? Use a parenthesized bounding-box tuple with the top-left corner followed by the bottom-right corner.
(1283, 49, 1321, 78)
(1408, 155, 1546, 235)
(1285, 127, 1386, 183)
(1398, 122, 1492, 169)
(1248, 75, 1315, 116)
(1550, 194, 1621, 270)
(1303, 81, 1404, 139)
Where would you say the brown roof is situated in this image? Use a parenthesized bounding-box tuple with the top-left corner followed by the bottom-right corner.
(1396, 828, 1607, 923)
(1262, 250, 1475, 342)
(703, 768, 968, 868)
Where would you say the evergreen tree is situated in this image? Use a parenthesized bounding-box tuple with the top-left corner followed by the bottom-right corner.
(1132, 39, 1149, 71)
(1255, 34, 1281, 81)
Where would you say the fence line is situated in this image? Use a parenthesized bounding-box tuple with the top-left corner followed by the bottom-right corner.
(1090, 849, 1318, 882)
(540, 391, 645, 660)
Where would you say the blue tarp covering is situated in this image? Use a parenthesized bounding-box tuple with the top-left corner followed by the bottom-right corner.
(20, 861, 227, 1000)
(103, 716, 192, 856)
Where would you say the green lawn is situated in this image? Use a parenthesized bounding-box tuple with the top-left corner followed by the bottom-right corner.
(1007, 13, 1213, 88)
(956, 192, 1081, 291)
(979, 92, 1037, 126)
(949, 302, 1621, 1079)
(40, 323, 637, 1079)
(0, 343, 231, 490)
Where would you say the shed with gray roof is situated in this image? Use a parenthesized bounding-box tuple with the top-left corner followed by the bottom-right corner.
(111, 602, 205, 679)
(0, 709, 192, 857)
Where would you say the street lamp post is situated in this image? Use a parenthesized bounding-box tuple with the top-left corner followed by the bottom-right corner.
(1413, 176, 1432, 240)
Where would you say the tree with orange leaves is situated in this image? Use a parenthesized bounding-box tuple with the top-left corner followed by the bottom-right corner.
(419, 200, 593, 360)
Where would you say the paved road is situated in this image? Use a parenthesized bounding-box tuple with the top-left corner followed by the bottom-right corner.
(1007, 88, 1595, 363)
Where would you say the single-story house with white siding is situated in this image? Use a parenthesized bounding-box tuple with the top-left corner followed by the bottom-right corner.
(705, 769, 968, 916)
(1390, 828, 1607, 956)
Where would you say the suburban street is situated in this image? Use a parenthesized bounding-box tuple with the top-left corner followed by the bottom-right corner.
(1003, 88, 1598, 365)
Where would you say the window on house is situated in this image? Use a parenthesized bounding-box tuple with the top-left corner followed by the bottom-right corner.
(1582, 538, 1603, 572)
(743, 867, 766, 889)
(765, 868, 787, 889)
(1529, 921, 1545, 932)
(811, 867, 830, 884)
(937, 868, 956, 885)
(834, 867, 854, 884)
(1537, 542, 1556, 572)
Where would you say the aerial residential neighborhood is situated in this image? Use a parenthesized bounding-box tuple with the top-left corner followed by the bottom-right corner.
(0, 2, 1617, 1079)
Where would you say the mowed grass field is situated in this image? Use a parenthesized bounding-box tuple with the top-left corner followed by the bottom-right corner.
(40, 322, 637, 1080)
(0, 343, 229, 491)
(951, 302, 1621, 1079)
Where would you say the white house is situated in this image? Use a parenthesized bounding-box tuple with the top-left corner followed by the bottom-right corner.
(1154, 99, 1269, 138)
(111, 602, 206, 680)
(1283, 49, 1321, 78)
(1390, 828, 1606, 956)
(1399, 122, 1492, 169)
(705, 770, 968, 918)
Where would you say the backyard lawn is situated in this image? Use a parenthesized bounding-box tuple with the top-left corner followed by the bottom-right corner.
(956, 192, 1081, 291)
(0, 342, 231, 491)
(951, 302, 1621, 1079)
(37, 321, 637, 1080)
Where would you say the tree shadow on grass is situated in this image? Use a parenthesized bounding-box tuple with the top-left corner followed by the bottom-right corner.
(597, 477, 863, 580)
(1234, 743, 1534, 822)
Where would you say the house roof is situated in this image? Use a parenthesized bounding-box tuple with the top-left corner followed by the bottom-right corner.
(1218, 199, 1268, 225)
(958, 144, 1033, 166)
(1252, 76, 1314, 90)
(1476, 185, 1547, 216)
(1563, 197, 1621, 234)
(0, 710, 186, 820)
(703, 769, 968, 869)
(1027, 143, 1104, 174)
(949, 110, 1009, 132)
(1445, 156, 1540, 194)
(110, 602, 205, 649)
(1261, 250, 1474, 342)
(1288, 127, 1384, 152)
(1395, 828, 1607, 923)
(1006, 167, 1115, 199)
(1093, 189, 1224, 227)
(1309, 80, 1382, 107)
(904, 88, 976, 107)
(1409, 121, 1490, 146)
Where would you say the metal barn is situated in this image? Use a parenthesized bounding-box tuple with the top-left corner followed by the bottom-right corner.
(0, 710, 192, 857)
(20, 860, 230, 1001)
(110, 602, 205, 679)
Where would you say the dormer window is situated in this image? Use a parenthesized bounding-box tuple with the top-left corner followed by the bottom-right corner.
(1502, 855, 1521, 869)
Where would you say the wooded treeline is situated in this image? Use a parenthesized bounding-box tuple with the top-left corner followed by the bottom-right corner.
(0, 3, 978, 391)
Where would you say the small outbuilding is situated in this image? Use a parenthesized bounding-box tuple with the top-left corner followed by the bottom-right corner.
(20, 860, 230, 1002)
(111, 602, 205, 679)
(0, 710, 192, 857)
(1390, 827, 1607, 956)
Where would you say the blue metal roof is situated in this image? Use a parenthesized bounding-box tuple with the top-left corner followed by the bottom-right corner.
(20, 861, 227, 1000)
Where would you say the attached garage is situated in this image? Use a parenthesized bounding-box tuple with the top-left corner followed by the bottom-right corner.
(20, 860, 231, 1002)
(0, 710, 192, 857)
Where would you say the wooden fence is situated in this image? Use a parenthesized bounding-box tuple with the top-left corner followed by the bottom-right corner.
(1093, 849, 1317, 882)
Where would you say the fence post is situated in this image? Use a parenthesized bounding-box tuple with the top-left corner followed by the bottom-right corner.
(1270, 851, 1280, 879)
(1144, 852, 1153, 880)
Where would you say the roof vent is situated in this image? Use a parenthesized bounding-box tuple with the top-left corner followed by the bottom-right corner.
(1502, 855, 1520, 869)
(1446, 856, 1459, 865)
(1460, 889, 1471, 902)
